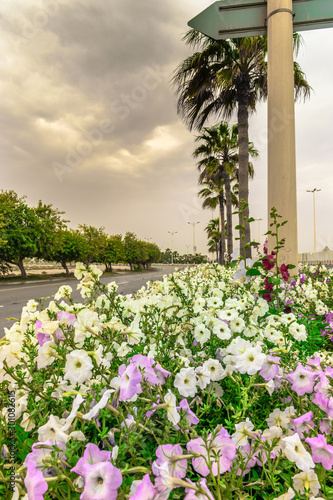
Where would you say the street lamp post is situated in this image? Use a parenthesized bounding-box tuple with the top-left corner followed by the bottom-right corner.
(188, 222, 200, 254)
(168, 231, 177, 264)
(306, 188, 321, 253)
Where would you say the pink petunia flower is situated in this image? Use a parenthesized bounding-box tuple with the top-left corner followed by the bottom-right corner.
(129, 474, 159, 500)
(118, 363, 142, 401)
(24, 440, 66, 477)
(80, 461, 122, 500)
(71, 443, 111, 476)
(292, 412, 315, 439)
(312, 393, 333, 418)
(152, 443, 187, 479)
(24, 461, 48, 500)
(260, 355, 281, 381)
(285, 364, 319, 396)
(187, 427, 236, 477)
(184, 478, 214, 499)
(305, 434, 333, 470)
(175, 399, 199, 430)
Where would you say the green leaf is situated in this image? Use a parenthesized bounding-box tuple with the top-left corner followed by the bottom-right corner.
(235, 225, 244, 230)
(246, 268, 261, 276)
(229, 260, 239, 268)
(288, 264, 296, 269)
(252, 261, 264, 269)
(248, 217, 255, 223)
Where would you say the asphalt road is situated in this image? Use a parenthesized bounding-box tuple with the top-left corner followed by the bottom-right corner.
(0, 265, 178, 339)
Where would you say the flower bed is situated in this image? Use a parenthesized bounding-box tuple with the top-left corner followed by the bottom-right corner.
(1, 260, 333, 499)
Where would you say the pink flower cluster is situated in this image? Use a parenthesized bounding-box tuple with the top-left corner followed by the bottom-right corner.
(118, 354, 171, 401)
(129, 427, 235, 499)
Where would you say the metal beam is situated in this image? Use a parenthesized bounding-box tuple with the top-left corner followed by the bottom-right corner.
(188, 0, 333, 39)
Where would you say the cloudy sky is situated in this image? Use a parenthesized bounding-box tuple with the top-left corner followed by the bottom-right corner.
(0, 0, 332, 255)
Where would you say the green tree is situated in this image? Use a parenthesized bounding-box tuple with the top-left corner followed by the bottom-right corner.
(145, 242, 161, 269)
(123, 232, 142, 270)
(173, 32, 310, 258)
(33, 201, 68, 261)
(0, 191, 38, 277)
(99, 235, 124, 272)
(51, 229, 86, 275)
(79, 225, 106, 264)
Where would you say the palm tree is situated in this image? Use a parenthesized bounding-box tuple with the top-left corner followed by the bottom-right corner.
(198, 179, 225, 264)
(173, 32, 311, 258)
(194, 121, 258, 259)
(205, 217, 221, 263)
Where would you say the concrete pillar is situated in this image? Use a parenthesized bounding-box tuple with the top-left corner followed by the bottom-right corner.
(267, 0, 298, 272)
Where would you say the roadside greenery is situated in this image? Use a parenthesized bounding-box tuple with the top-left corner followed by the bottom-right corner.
(0, 190, 161, 277)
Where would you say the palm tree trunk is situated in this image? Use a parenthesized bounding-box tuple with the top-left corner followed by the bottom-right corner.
(223, 170, 233, 256)
(237, 82, 251, 259)
(218, 194, 225, 265)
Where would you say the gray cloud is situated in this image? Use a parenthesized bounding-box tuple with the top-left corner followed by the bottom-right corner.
(0, 0, 332, 253)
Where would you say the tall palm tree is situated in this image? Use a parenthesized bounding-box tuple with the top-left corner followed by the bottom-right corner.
(194, 122, 258, 259)
(205, 217, 221, 263)
(198, 177, 226, 264)
(173, 32, 311, 258)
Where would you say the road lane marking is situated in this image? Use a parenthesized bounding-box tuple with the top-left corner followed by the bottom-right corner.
(0, 282, 70, 292)
(0, 272, 168, 293)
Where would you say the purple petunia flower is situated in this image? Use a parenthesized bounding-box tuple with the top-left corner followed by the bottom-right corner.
(129, 474, 159, 499)
(24, 461, 48, 500)
(312, 393, 333, 418)
(80, 461, 122, 500)
(152, 443, 187, 480)
(71, 443, 111, 476)
(187, 427, 236, 477)
(285, 364, 319, 396)
(305, 434, 333, 470)
(292, 411, 315, 439)
(118, 363, 142, 401)
(260, 355, 280, 381)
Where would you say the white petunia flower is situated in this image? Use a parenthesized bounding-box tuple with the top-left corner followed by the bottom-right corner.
(235, 345, 266, 375)
(64, 350, 93, 385)
(293, 470, 321, 497)
(282, 434, 315, 471)
(272, 488, 295, 500)
(203, 359, 226, 381)
(289, 323, 307, 342)
(267, 408, 293, 429)
(212, 319, 232, 340)
(54, 285, 73, 301)
(36, 341, 57, 369)
(38, 415, 70, 444)
(232, 418, 256, 448)
(193, 324, 211, 345)
(229, 316, 245, 333)
(174, 367, 197, 397)
(113, 341, 132, 357)
(195, 366, 211, 389)
(82, 390, 114, 420)
(217, 309, 238, 321)
(163, 390, 180, 425)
